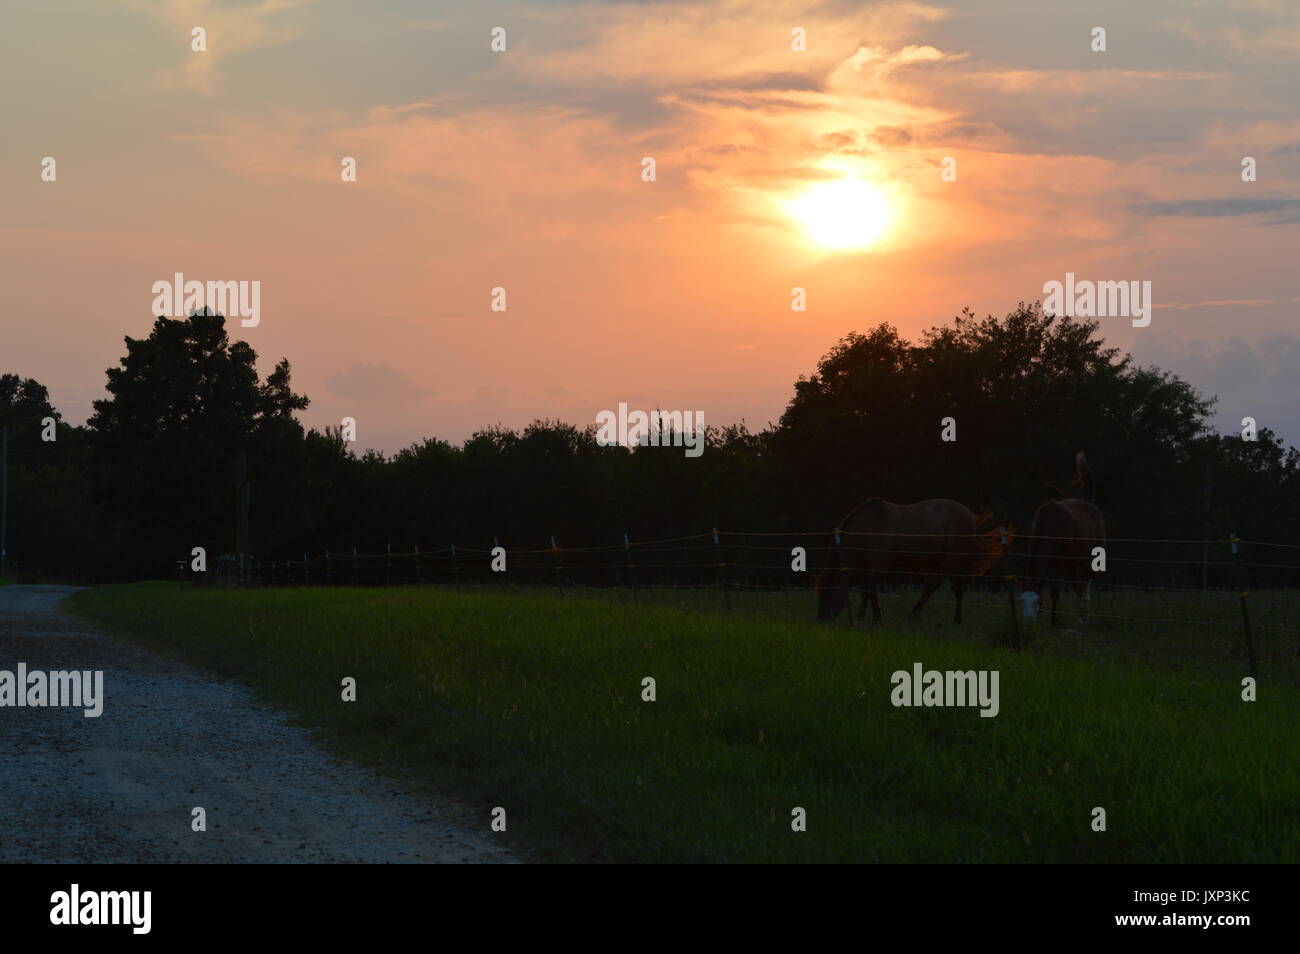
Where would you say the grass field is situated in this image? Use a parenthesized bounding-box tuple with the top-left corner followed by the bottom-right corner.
(68, 581, 1299, 863)
(550, 579, 1300, 686)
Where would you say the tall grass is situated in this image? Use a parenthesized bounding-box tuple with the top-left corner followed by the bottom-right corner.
(68, 583, 1299, 862)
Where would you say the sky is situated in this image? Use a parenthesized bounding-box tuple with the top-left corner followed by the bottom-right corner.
(3, 0, 1299, 453)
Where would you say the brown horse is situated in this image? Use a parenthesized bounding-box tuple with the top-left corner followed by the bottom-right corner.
(1021, 452, 1107, 626)
(816, 498, 1001, 624)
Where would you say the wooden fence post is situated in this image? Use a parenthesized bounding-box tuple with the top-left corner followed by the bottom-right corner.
(625, 533, 637, 604)
(414, 544, 421, 586)
(834, 528, 849, 628)
(353, 546, 359, 586)
(1230, 534, 1258, 678)
(1000, 526, 1021, 651)
(714, 528, 731, 612)
(550, 535, 563, 596)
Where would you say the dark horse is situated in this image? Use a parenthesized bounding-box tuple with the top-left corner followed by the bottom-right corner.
(1021, 452, 1107, 626)
(816, 498, 1001, 624)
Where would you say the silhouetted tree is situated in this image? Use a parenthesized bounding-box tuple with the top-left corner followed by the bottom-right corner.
(86, 310, 308, 576)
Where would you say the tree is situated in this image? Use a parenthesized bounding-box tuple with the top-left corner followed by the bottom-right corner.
(87, 310, 309, 576)
(770, 303, 1218, 539)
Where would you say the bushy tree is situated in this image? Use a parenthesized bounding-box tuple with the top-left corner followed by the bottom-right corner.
(86, 310, 308, 576)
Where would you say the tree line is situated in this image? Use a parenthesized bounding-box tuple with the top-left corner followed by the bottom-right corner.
(3, 303, 1298, 587)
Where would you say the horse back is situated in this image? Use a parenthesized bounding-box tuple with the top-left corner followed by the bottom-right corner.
(1028, 498, 1105, 581)
(1059, 499, 1105, 543)
(842, 497, 977, 572)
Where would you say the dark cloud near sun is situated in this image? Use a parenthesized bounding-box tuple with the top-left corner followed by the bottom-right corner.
(1132, 198, 1300, 224)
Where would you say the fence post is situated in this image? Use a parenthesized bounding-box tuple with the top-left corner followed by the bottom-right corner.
(386, 542, 391, 587)
(353, 546, 359, 586)
(714, 528, 731, 612)
(303, 553, 308, 586)
(1000, 526, 1021, 651)
(325, 549, 331, 585)
(834, 528, 848, 628)
(625, 533, 637, 604)
(451, 544, 459, 587)
(1230, 534, 1258, 678)
(550, 535, 563, 596)
(415, 543, 421, 586)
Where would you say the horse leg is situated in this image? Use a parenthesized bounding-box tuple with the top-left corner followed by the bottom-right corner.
(951, 577, 965, 624)
(910, 579, 941, 619)
(856, 586, 869, 625)
(862, 571, 882, 623)
(1076, 580, 1091, 625)
(1049, 583, 1061, 626)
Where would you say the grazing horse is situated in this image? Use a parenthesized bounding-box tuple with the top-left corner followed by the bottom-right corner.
(1021, 452, 1107, 626)
(816, 498, 1000, 625)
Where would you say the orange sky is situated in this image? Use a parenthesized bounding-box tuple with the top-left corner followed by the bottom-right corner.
(4, 0, 1299, 451)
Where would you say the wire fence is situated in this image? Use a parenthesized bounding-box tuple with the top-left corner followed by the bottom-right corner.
(238, 529, 1300, 591)
(201, 528, 1300, 682)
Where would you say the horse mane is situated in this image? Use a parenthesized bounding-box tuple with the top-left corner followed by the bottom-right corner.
(838, 496, 884, 526)
(1070, 450, 1096, 502)
(821, 498, 883, 584)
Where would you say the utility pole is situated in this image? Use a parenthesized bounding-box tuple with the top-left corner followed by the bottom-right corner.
(1, 426, 7, 578)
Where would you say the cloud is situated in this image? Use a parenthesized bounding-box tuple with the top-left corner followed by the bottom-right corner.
(122, 0, 316, 94)
(323, 363, 431, 405)
(1153, 299, 1277, 311)
(513, 0, 953, 88)
(1132, 197, 1300, 221)
(1136, 334, 1300, 447)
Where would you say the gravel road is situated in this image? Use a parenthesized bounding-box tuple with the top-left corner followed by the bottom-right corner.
(0, 585, 517, 863)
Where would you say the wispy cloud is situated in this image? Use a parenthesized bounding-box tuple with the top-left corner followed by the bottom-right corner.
(1133, 197, 1300, 226)
(1133, 197, 1300, 219)
(122, 0, 316, 94)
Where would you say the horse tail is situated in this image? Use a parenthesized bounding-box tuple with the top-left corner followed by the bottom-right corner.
(1071, 450, 1096, 502)
(967, 511, 1012, 576)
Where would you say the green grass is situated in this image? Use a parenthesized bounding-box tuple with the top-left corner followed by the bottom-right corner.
(67, 582, 1299, 863)
(542, 580, 1300, 686)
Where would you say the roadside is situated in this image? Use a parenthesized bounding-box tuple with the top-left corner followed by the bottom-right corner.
(0, 585, 516, 863)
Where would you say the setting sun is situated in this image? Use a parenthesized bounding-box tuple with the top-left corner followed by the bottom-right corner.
(786, 178, 893, 250)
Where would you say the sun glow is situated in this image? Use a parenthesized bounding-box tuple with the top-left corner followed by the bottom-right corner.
(786, 178, 893, 251)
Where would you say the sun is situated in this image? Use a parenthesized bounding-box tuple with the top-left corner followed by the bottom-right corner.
(785, 178, 893, 251)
